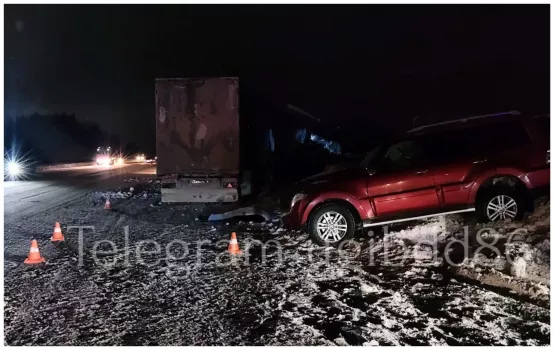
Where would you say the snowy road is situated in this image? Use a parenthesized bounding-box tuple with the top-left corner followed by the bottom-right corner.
(3, 178, 550, 345)
(4, 163, 156, 224)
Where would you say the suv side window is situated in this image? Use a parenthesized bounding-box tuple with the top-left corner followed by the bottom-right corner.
(488, 120, 531, 151)
(533, 115, 550, 140)
(420, 120, 530, 162)
(381, 139, 425, 170)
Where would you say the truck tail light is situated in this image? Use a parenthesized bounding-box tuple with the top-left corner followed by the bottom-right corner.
(222, 178, 238, 189)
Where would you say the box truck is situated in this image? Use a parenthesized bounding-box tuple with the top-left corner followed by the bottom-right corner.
(155, 77, 240, 202)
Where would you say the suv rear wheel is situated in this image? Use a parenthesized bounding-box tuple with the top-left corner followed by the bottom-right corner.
(477, 187, 524, 222)
(308, 204, 355, 247)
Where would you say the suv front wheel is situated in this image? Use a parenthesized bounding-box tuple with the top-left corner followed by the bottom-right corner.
(308, 204, 355, 247)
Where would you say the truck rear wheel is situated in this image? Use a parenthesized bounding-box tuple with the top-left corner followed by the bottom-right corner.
(308, 204, 355, 247)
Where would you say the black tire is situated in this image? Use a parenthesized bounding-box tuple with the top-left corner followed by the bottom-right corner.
(308, 203, 356, 247)
(476, 186, 524, 222)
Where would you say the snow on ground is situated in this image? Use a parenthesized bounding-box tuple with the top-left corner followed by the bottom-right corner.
(3, 180, 550, 345)
(36, 162, 93, 172)
(370, 197, 550, 302)
(459, 198, 549, 300)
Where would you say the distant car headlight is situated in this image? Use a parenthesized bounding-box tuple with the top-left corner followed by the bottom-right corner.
(117, 157, 124, 165)
(291, 193, 307, 209)
(96, 157, 110, 165)
(7, 161, 22, 176)
(5, 152, 32, 180)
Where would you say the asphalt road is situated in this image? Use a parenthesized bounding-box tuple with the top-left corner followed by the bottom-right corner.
(4, 162, 156, 224)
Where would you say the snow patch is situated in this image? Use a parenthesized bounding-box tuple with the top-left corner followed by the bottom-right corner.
(360, 282, 381, 295)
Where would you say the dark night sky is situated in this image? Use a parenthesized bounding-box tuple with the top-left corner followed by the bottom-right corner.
(4, 5, 550, 152)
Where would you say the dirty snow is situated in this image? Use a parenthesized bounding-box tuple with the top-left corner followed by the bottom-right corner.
(3, 180, 550, 345)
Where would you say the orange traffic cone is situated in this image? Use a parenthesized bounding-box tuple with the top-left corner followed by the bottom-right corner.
(228, 232, 242, 255)
(51, 222, 65, 242)
(104, 197, 111, 210)
(24, 239, 46, 264)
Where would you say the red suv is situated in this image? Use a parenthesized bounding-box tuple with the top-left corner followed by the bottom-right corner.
(282, 112, 550, 246)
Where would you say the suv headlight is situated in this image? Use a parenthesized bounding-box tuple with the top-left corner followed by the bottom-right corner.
(291, 193, 307, 209)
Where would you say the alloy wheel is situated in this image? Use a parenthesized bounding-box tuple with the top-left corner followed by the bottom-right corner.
(316, 211, 348, 242)
(487, 195, 518, 221)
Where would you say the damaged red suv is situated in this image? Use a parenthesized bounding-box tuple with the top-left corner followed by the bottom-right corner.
(283, 112, 550, 246)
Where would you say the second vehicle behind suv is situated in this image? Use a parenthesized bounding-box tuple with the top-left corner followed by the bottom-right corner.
(282, 111, 550, 246)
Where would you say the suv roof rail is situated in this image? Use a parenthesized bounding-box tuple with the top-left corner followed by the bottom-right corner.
(407, 110, 521, 134)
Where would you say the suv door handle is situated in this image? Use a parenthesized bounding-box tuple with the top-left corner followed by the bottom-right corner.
(473, 159, 488, 164)
(414, 169, 428, 175)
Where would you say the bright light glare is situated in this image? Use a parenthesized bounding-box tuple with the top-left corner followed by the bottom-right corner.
(5, 149, 34, 181)
(96, 157, 110, 166)
(7, 161, 22, 176)
(5, 158, 27, 180)
(117, 157, 124, 165)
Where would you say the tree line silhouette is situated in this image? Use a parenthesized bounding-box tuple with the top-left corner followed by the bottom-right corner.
(4, 113, 115, 164)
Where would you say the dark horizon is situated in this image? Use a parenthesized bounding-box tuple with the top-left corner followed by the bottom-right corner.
(4, 4, 550, 152)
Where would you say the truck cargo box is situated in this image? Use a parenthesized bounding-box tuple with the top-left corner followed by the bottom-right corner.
(155, 77, 239, 176)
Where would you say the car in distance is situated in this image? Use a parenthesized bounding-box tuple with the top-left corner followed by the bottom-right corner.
(96, 146, 115, 166)
(282, 111, 550, 246)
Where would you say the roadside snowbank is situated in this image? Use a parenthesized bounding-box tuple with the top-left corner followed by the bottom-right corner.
(36, 161, 93, 172)
(380, 197, 550, 304)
